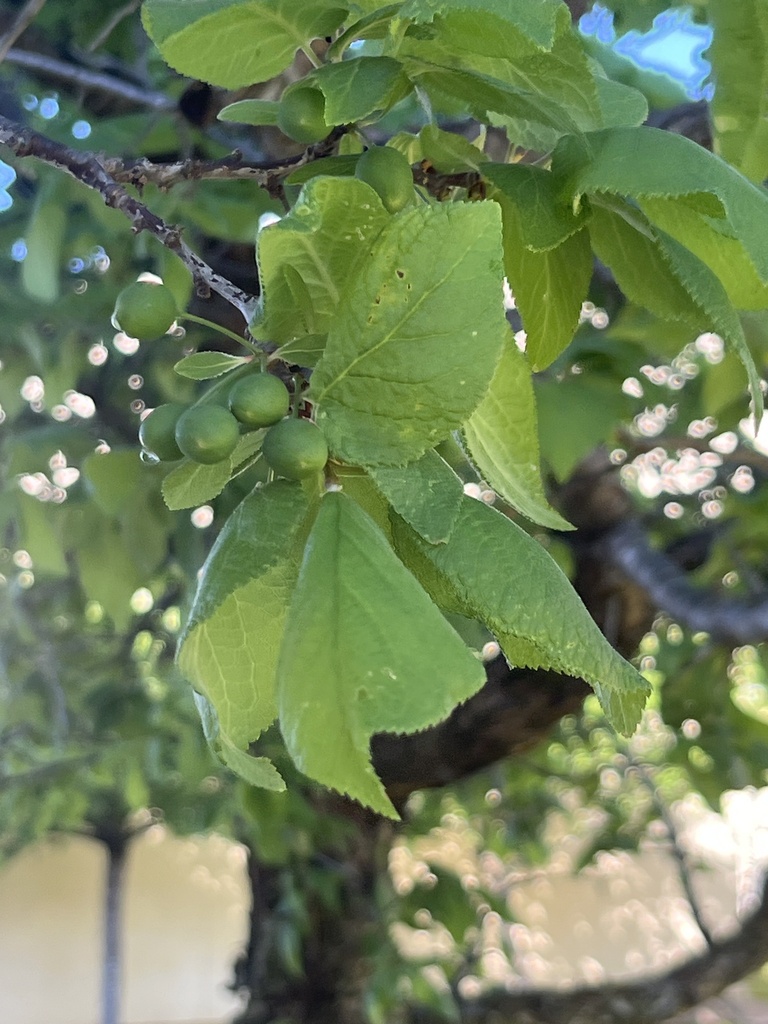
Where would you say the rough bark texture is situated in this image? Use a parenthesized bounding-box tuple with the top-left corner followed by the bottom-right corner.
(233, 815, 392, 1024)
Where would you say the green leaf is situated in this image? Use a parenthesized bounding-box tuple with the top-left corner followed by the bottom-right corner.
(708, 0, 768, 183)
(587, 199, 763, 417)
(141, 0, 349, 88)
(638, 196, 768, 311)
(254, 177, 390, 345)
(217, 98, 280, 125)
(535, 374, 631, 482)
(417, 123, 487, 173)
(368, 449, 463, 543)
(307, 56, 411, 124)
(484, 163, 588, 250)
(83, 449, 144, 516)
(393, 496, 650, 734)
(404, 60, 581, 139)
(593, 76, 648, 129)
(174, 352, 251, 379)
(161, 430, 265, 510)
(271, 333, 328, 368)
(553, 126, 768, 284)
(311, 200, 506, 466)
(278, 492, 486, 816)
(178, 480, 312, 748)
(285, 154, 360, 186)
(73, 511, 143, 630)
(400, 0, 563, 50)
(219, 735, 286, 791)
(485, 173, 592, 371)
(22, 179, 67, 304)
(462, 338, 573, 530)
(402, 9, 603, 146)
(18, 496, 68, 577)
(654, 231, 764, 419)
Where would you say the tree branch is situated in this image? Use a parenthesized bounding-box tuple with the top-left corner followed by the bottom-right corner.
(0, 0, 48, 64)
(374, 660, 589, 809)
(4, 49, 175, 110)
(0, 114, 259, 321)
(602, 518, 768, 646)
(409, 873, 768, 1024)
(102, 151, 305, 193)
(631, 761, 716, 949)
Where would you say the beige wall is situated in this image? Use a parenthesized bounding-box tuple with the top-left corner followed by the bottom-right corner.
(0, 828, 248, 1024)
(2, 792, 766, 1024)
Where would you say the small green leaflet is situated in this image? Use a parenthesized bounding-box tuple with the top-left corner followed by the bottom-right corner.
(271, 333, 328, 368)
(393, 496, 651, 735)
(194, 692, 285, 792)
(219, 735, 286, 792)
(141, 0, 349, 88)
(174, 352, 251, 380)
(708, 0, 768, 183)
(306, 56, 411, 124)
(217, 98, 280, 125)
(462, 338, 573, 531)
(162, 431, 265, 510)
(177, 481, 312, 748)
(254, 177, 390, 345)
(552, 127, 768, 284)
(277, 492, 486, 817)
(399, 0, 563, 50)
(368, 449, 463, 544)
(311, 200, 506, 467)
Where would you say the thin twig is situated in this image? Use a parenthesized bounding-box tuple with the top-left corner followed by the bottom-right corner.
(86, 0, 141, 52)
(0, 114, 259, 321)
(4, 48, 175, 110)
(0, 0, 48, 63)
(631, 760, 716, 949)
(102, 152, 297, 192)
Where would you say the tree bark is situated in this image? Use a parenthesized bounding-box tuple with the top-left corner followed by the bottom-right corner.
(233, 810, 392, 1024)
(100, 831, 130, 1024)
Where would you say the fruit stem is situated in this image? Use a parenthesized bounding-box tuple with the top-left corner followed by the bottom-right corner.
(180, 313, 261, 352)
(291, 375, 302, 418)
(301, 45, 322, 69)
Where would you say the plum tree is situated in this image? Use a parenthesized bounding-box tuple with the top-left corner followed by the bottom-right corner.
(2, 2, 768, 1024)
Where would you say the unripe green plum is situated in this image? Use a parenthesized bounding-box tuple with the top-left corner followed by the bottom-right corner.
(262, 417, 328, 480)
(175, 405, 241, 464)
(139, 403, 186, 461)
(113, 281, 178, 340)
(277, 88, 329, 145)
(355, 146, 414, 214)
(228, 373, 290, 428)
